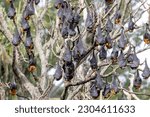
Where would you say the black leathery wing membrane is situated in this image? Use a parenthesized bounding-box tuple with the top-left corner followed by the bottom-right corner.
(63, 62, 74, 81)
(27, 51, 36, 72)
(143, 23, 150, 44)
(54, 62, 62, 81)
(64, 5, 74, 23)
(95, 72, 103, 91)
(114, 9, 121, 24)
(12, 29, 21, 46)
(95, 24, 105, 45)
(118, 50, 126, 68)
(72, 42, 80, 61)
(61, 21, 68, 39)
(89, 51, 97, 70)
(57, 8, 65, 21)
(76, 38, 85, 56)
(106, 16, 113, 33)
(63, 44, 72, 63)
(68, 24, 76, 37)
(23, 1, 35, 20)
(9, 82, 17, 95)
(21, 18, 30, 31)
(118, 29, 127, 50)
(102, 84, 111, 98)
(142, 59, 150, 79)
(105, 33, 112, 49)
(111, 75, 119, 94)
(25, 29, 34, 49)
(130, 49, 140, 69)
(111, 44, 118, 63)
(7, 3, 16, 19)
(99, 45, 107, 60)
(134, 70, 142, 89)
(128, 15, 135, 32)
(85, 9, 94, 32)
(90, 81, 99, 99)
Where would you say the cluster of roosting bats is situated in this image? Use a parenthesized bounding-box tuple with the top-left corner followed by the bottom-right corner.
(3, 0, 150, 99)
(6, 0, 40, 96)
(53, 0, 150, 99)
